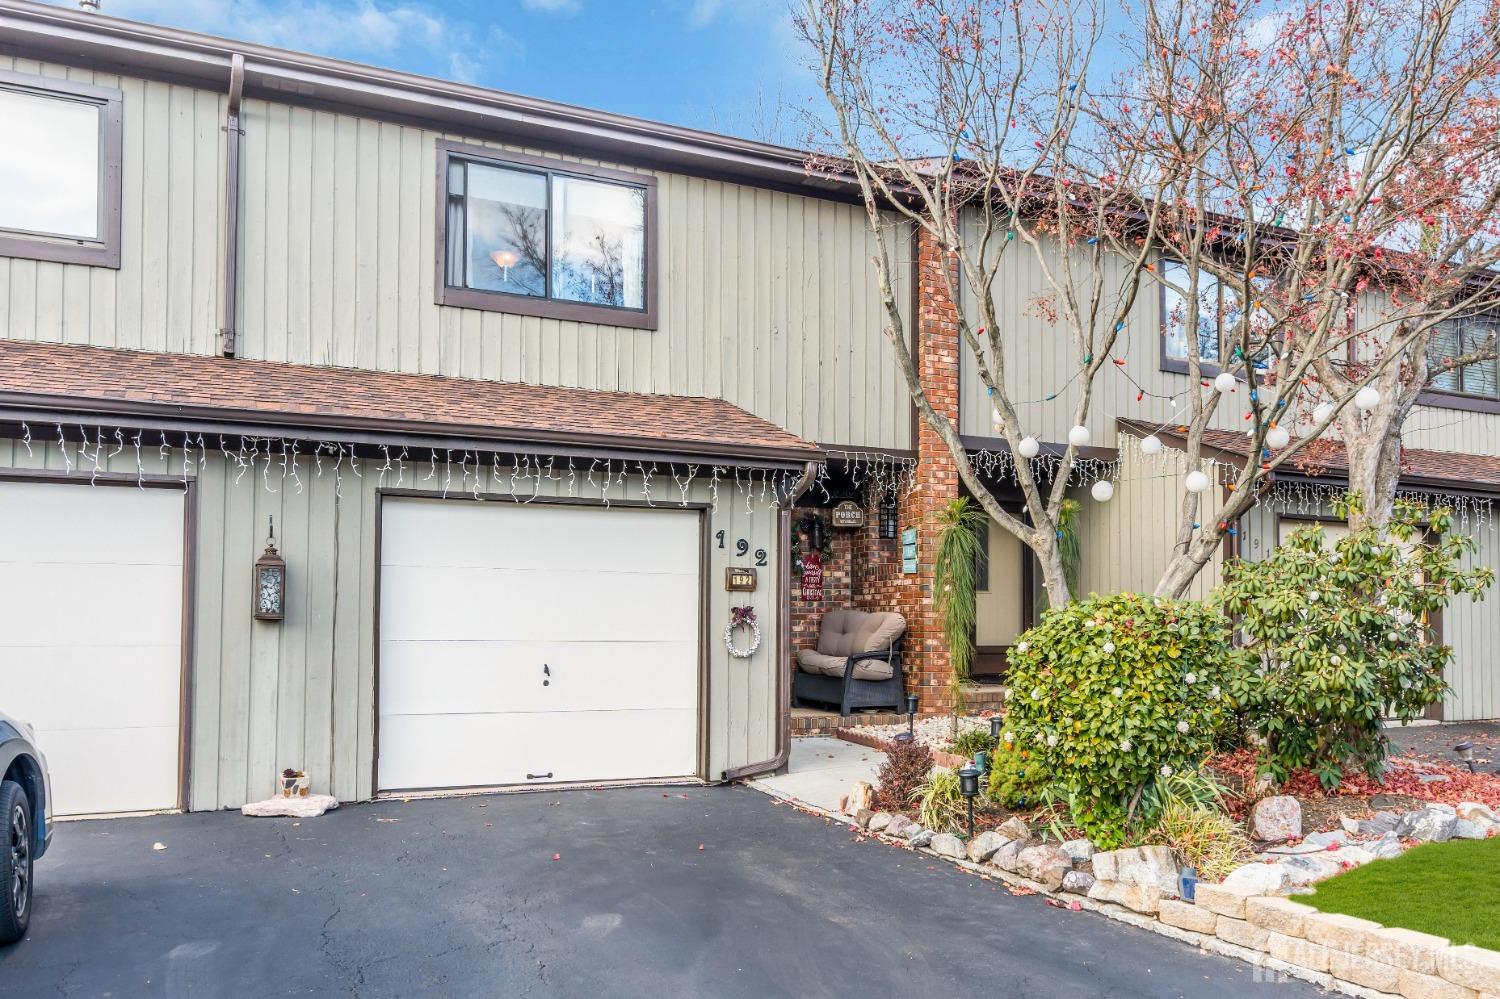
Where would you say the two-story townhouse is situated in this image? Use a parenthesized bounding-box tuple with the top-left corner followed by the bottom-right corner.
(0, 0, 937, 816)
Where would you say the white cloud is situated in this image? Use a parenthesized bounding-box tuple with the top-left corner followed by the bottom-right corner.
(685, 0, 723, 28)
(520, 0, 581, 14)
(95, 0, 520, 83)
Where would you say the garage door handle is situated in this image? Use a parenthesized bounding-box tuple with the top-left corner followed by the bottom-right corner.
(526, 772, 553, 780)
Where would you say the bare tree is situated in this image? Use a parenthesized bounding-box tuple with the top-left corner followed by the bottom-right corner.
(1127, 0, 1500, 599)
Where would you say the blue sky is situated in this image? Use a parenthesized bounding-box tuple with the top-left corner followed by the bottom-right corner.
(72, 0, 813, 142)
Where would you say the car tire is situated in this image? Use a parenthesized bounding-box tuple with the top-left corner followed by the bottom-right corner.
(0, 779, 32, 945)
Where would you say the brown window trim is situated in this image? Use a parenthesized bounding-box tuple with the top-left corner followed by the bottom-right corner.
(433, 139, 659, 330)
(1416, 388, 1500, 415)
(0, 70, 123, 269)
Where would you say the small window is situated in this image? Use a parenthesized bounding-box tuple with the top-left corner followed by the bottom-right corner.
(1161, 258, 1275, 371)
(0, 71, 122, 268)
(436, 141, 656, 328)
(1429, 315, 1499, 399)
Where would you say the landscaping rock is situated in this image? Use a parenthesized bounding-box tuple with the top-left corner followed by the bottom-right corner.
(929, 833, 965, 859)
(990, 839, 1024, 873)
(1302, 830, 1349, 849)
(1451, 818, 1492, 840)
(966, 830, 1007, 863)
(1061, 838, 1095, 865)
(908, 829, 935, 849)
(1250, 795, 1302, 843)
(1220, 862, 1289, 895)
(1367, 832, 1404, 860)
(1158, 898, 1217, 934)
(844, 780, 874, 815)
(1456, 801, 1497, 824)
(241, 794, 338, 818)
(1122, 844, 1181, 896)
(867, 811, 893, 833)
(997, 816, 1030, 841)
(1087, 880, 1162, 914)
(1361, 810, 1401, 836)
(885, 815, 918, 840)
(1060, 870, 1095, 894)
(1091, 848, 1122, 882)
(1398, 806, 1459, 843)
(1244, 896, 1311, 936)
(1261, 840, 1332, 856)
(1016, 844, 1072, 891)
(854, 809, 874, 828)
(1436, 944, 1500, 994)
(1327, 846, 1375, 868)
(1194, 883, 1257, 919)
(1278, 853, 1343, 886)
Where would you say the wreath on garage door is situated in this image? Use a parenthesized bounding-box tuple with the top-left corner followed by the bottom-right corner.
(724, 605, 761, 659)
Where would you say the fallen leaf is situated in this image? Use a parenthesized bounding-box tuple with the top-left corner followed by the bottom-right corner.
(152, 842, 166, 851)
(698, 844, 705, 851)
(552, 853, 561, 861)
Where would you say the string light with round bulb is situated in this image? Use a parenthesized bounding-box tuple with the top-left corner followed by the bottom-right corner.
(1313, 402, 1335, 424)
(1067, 425, 1091, 448)
(1185, 469, 1211, 494)
(1091, 479, 1114, 502)
(1018, 436, 1040, 459)
(1266, 425, 1291, 450)
(1355, 386, 1381, 411)
(1139, 435, 1162, 455)
(1213, 371, 1237, 393)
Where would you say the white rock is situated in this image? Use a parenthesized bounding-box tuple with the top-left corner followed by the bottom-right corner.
(1367, 832, 1404, 860)
(1303, 830, 1349, 849)
(1220, 862, 1288, 895)
(241, 794, 340, 818)
(1061, 870, 1096, 894)
(1279, 854, 1343, 885)
(867, 812, 893, 833)
(929, 833, 965, 859)
(1061, 838, 1095, 864)
(966, 830, 1008, 863)
(1456, 802, 1497, 824)
(909, 829, 935, 848)
(1250, 795, 1302, 843)
(1452, 819, 1493, 840)
(1398, 807, 1458, 842)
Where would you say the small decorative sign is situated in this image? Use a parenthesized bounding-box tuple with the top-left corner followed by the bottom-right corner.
(901, 528, 918, 574)
(725, 567, 758, 592)
(831, 500, 864, 528)
(800, 548, 824, 601)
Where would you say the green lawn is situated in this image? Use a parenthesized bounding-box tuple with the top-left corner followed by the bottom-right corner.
(1292, 837, 1500, 951)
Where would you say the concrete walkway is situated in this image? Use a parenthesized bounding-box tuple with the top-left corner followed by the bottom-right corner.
(748, 736, 883, 812)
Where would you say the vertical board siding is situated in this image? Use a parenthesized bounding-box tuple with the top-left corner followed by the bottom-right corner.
(0, 59, 224, 356)
(0, 440, 782, 808)
(232, 102, 912, 452)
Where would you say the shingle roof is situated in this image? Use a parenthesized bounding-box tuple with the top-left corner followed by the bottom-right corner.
(1122, 419, 1500, 493)
(0, 340, 821, 465)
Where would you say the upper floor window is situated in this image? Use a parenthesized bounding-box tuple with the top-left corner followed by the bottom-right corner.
(435, 140, 657, 329)
(1428, 315, 1499, 398)
(1160, 258, 1275, 371)
(0, 70, 122, 268)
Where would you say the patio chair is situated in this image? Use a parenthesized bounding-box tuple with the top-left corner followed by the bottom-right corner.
(792, 609, 907, 716)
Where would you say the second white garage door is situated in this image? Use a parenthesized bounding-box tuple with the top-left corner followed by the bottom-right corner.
(377, 498, 701, 791)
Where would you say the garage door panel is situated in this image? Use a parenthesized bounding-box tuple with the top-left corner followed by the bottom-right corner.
(378, 499, 701, 791)
(0, 482, 183, 816)
(0, 563, 184, 647)
(378, 708, 697, 791)
(381, 500, 698, 575)
(379, 639, 698, 715)
(39, 726, 179, 816)
(379, 565, 698, 643)
(0, 644, 180, 730)
(0, 484, 183, 564)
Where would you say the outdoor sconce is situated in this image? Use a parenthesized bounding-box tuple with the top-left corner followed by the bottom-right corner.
(1455, 742, 1476, 774)
(254, 516, 287, 622)
(808, 514, 826, 551)
(879, 492, 898, 540)
(958, 765, 980, 839)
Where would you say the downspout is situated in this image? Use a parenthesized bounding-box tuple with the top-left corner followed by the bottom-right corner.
(721, 458, 820, 782)
(219, 53, 244, 357)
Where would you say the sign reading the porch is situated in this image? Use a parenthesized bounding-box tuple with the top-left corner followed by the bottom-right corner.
(901, 528, 918, 574)
(831, 500, 864, 528)
(800, 549, 824, 601)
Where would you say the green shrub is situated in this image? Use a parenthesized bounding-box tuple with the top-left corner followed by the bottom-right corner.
(872, 739, 933, 813)
(1002, 592, 1234, 846)
(985, 740, 1047, 809)
(913, 768, 967, 834)
(946, 727, 996, 758)
(1220, 497, 1493, 790)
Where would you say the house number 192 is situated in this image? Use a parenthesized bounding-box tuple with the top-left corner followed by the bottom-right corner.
(715, 531, 766, 567)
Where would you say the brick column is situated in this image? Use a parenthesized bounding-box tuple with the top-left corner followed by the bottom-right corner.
(894, 228, 961, 715)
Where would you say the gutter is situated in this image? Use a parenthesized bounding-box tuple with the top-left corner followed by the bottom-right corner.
(220, 52, 243, 357)
(721, 458, 821, 783)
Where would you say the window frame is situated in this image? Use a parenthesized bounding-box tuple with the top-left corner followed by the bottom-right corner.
(0, 70, 123, 269)
(1420, 314, 1500, 414)
(433, 139, 658, 330)
(1158, 256, 1234, 376)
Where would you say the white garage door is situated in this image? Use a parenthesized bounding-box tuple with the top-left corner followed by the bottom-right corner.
(377, 499, 701, 791)
(0, 481, 184, 815)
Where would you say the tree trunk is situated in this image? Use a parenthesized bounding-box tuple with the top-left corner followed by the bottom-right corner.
(1342, 407, 1405, 530)
(1036, 539, 1071, 609)
(1153, 535, 1218, 599)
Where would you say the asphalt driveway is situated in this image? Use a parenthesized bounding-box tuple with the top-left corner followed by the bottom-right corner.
(0, 785, 1323, 998)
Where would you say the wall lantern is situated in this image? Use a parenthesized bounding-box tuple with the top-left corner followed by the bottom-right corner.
(807, 514, 826, 552)
(879, 491, 898, 540)
(254, 516, 287, 622)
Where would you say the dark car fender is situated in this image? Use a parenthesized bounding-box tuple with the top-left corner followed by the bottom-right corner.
(0, 722, 51, 860)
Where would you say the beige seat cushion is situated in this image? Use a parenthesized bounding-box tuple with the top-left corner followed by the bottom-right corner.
(796, 648, 846, 676)
(817, 609, 906, 657)
(849, 656, 894, 681)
